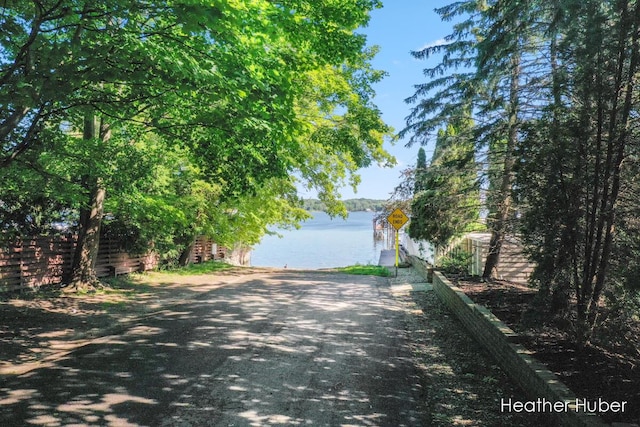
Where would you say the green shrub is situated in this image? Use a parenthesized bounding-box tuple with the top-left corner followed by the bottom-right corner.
(438, 250, 471, 276)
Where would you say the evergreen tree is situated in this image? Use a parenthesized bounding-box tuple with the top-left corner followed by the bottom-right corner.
(414, 147, 427, 194)
(515, 0, 640, 346)
(475, 1, 525, 279)
(408, 118, 479, 247)
(406, 0, 640, 347)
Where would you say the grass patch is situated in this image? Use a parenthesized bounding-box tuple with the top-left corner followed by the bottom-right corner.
(335, 264, 391, 277)
(162, 260, 234, 276)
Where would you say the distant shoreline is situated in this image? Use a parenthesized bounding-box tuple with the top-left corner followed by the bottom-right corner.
(303, 198, 386, 213)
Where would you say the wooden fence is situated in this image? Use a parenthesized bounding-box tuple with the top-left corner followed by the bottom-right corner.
(460, 232, 534, 283)
(187, 236, 227, 264)
(0, 234, 225, 293)
(402, 232, 535, 284)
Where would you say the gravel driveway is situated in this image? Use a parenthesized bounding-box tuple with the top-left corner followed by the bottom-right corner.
(1, 267, 546, 426)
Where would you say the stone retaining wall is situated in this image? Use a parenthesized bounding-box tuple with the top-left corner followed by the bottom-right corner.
(410, 254, 605, 426)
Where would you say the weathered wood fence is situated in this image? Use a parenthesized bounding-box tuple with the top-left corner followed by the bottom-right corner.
(402, 231, 535, 284)
(0, 235, 225, 293)
(460, 232, 534, 283)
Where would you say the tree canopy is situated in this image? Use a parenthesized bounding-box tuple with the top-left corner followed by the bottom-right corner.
(403, 0, 640, 348)
(408, 118, 480, 247)
(0, 0, 394, 280)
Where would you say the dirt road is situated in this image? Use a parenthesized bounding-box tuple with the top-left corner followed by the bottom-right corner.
(1, 268, 549, 426)
(1, 271, 429, 426)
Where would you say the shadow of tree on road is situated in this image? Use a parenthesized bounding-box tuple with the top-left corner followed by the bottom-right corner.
(1, 272, 427, 426)
(1, 270, 550, 426)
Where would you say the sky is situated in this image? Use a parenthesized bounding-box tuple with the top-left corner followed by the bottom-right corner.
(300, 0, 454, 200)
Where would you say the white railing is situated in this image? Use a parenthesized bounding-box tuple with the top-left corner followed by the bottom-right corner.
(401, 234, 436, 265)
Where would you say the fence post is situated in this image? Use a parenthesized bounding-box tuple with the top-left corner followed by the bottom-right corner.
(19, 239, 25, 289)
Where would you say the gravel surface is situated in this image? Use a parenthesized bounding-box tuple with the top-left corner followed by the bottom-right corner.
(391, 268, 549, 426)
(0, 267, 548, 426)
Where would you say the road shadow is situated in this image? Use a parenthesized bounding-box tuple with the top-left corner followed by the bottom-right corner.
(1, 271, 428, 426)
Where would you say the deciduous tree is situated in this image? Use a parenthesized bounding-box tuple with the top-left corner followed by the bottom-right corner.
(1, 0, 392, 285)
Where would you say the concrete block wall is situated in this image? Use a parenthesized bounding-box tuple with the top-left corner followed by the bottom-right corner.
(409, 254, 433, 282)
(427, 269, 605, 427)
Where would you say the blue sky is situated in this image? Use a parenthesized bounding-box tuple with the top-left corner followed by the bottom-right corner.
(301, 1, 454, 200)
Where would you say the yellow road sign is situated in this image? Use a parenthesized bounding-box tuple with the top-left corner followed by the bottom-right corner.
(387, 208, 409, 230)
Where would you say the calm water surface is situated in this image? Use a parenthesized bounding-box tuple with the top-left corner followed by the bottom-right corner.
(251, 211, 388, 269)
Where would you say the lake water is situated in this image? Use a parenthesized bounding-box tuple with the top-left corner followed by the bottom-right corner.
(251, 211, 389, 269)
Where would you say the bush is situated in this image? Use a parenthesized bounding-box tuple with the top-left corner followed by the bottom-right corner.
(438, 250, 471, 276)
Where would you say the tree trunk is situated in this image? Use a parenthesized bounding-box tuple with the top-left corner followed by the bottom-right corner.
(69, 179, 105, 288)
(483, 51, 521, 280)
(482, 224, 507, 279)
(576, 0, 640, 348)
(68, 113, 110, 289)
(178, 237, 196, 267)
